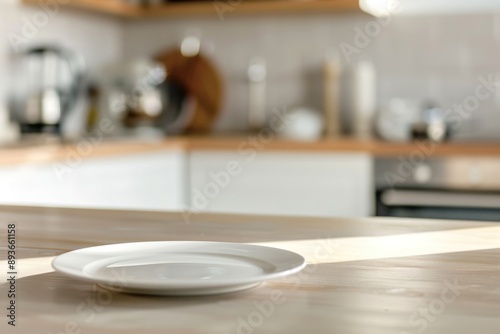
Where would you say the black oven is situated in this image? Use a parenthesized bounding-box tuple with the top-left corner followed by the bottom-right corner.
(375, 157, 500, 222)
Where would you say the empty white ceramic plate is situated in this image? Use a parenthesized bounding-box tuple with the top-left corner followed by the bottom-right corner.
(52, 241, 306, 296)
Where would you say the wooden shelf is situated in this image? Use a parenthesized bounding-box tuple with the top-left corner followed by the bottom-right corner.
(22, 0, 361, 19)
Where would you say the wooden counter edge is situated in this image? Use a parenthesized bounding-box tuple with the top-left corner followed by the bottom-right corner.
(1, 137, 500, 166)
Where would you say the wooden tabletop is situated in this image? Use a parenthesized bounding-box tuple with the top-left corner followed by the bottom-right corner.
(2, 136, 500, 166)
(1, 206, 500, 333)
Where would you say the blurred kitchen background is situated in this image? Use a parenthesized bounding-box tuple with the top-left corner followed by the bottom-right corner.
(1, 0, 500, 222)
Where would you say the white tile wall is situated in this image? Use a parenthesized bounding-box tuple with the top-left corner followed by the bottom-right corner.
(1, 3, 499, 139)
(0, 0, 123, 116)
(123, 14, 373, 133)
(122, 12, 500, 138)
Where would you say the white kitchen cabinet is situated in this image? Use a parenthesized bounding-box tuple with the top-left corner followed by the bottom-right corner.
(188, 150, 373, 217)
(0, 150, 186, 211)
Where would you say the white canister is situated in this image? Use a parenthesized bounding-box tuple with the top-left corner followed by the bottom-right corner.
(353, 59, 376, 139)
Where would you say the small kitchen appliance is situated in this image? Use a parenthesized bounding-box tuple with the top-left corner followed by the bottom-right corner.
(8, 45, 87, 138)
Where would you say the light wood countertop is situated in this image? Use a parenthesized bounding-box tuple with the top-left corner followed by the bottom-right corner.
(1, 136, 500, 166)
(1, 206, 500, 333)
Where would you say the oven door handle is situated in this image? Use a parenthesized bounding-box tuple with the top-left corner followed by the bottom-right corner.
(381, 189, 500, 209)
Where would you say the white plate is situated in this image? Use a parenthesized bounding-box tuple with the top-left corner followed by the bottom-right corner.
(52, 241, 306, 296)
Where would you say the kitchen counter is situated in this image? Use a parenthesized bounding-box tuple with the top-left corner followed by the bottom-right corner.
(2, 206, 500, 333)
(2, 136, 500, 166)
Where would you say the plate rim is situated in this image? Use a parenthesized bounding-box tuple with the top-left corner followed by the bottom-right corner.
(52, 241, 306, 290)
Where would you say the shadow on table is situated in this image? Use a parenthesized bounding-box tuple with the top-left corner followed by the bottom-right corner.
(13, 270, 252, 307)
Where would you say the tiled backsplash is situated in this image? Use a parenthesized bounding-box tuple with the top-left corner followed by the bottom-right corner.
(0, 1, 122, 111)
(123, 13, 500, 138)
(1, 1, 499, 139)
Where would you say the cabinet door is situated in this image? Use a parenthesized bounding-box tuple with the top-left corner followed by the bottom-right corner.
(0, 151, 186, 211)
(189, 151, 373, 217)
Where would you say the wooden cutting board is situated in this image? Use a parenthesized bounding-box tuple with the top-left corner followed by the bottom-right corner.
(155, 49, 223, 133)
